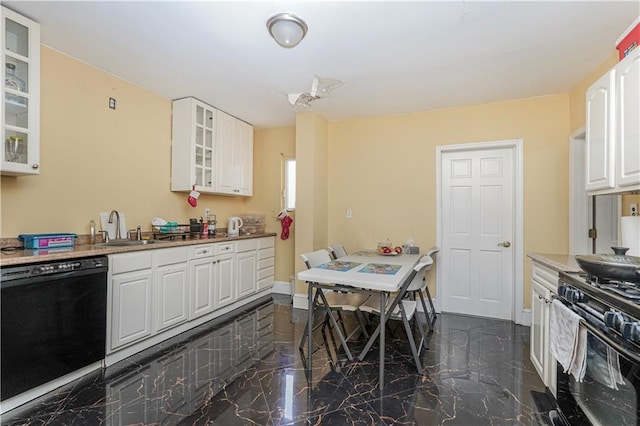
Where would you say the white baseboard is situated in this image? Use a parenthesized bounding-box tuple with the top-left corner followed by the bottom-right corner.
(293, 293, 308, 310)
(518, 309, 531, 326)
(272, 280, 291, 295)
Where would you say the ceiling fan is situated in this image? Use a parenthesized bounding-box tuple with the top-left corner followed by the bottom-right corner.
(287, 75, 344, 108)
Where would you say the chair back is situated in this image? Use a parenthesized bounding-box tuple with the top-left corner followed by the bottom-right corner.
(328, 243, 348, 259)
(405, 252, 436, 292)
(300, 249, 333, 269)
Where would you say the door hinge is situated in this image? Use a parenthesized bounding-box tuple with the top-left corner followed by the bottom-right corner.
(588, 228, 597, 239)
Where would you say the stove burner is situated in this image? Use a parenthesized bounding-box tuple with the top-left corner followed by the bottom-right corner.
(598, 283, 640, 301)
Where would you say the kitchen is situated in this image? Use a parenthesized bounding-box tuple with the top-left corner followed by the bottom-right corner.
(1, 1, 640, 424)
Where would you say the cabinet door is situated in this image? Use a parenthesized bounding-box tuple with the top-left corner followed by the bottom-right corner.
(530, 279, 549, 382)
(616, 49, 640, 188)
(1, 7, 41, 176)
(190, 257, 215, 319)
(214, 254, 235, 309)
(236, 120, 253, 196)
(154, 263, 189, 332)
(237, 250, 257, 299)
(111, 270, 153, 350)
(586, 69, 616, 192)
(215, 110, 236, 195)
(171, 98, 216, 192)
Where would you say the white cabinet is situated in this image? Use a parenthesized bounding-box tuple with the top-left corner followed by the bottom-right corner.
(154, 247, 189, 333)
(215, 252, 236, 309)
(171, 97, 216, 193)
(189, 244, 216, 319)
(171, 97, 253, 196)
(586, 48, 640, 194)
(109, 248, 189, 352)
(109, 252, 154, 351)
(236, 238, 258, 299)
(616, 49, 640, 187)
(530, 262, 558, 397)
(257, 237, 275, 291)
(1, 7, 40, 176)
(215, 110, 253, 196)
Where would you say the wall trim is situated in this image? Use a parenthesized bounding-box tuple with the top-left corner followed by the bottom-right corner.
(272, 280, 291, 295)
(293, 293, 308, 310)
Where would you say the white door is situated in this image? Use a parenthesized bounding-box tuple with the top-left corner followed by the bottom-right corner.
(441, 147, 514, 320)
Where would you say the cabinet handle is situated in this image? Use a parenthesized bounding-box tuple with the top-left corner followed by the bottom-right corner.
(32, 164, 39, 169)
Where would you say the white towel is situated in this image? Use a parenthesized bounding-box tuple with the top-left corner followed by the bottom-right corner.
(549, 299, 587, 381)
(100, 212, 128, 239)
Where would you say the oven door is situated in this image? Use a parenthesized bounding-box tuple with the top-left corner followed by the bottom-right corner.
(556, 321, 640, 425)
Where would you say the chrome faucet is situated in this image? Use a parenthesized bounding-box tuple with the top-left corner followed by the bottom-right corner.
(108, 210, 121, 240)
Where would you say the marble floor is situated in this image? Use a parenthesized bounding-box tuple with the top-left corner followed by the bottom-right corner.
(1, 295, 555, 425)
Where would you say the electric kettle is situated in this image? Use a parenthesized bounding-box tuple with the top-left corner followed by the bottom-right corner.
(228, 217, 243, 237)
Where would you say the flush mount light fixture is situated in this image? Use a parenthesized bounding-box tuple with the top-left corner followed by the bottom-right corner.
(266, 12, 308, 48)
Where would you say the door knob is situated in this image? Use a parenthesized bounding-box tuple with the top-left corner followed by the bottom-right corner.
(498, 241, 511, 248)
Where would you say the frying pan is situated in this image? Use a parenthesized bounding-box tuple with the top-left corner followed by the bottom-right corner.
(575, 254, 640, 283)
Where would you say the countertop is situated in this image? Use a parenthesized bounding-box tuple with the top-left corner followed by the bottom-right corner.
(527, 253, 582, 273)
(0, 233, 278, 267)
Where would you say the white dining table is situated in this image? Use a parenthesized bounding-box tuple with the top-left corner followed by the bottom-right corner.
(296, 250, 422, 389)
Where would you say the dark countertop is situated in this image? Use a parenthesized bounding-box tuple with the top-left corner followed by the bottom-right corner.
(0, 233, 278, 267)
(527, 253, 582, 273)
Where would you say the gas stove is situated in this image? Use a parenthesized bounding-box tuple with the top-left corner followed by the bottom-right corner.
(558, 271, 640, 342)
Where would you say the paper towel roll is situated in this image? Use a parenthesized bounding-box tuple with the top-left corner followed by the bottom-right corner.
(621, 216, 640, 257)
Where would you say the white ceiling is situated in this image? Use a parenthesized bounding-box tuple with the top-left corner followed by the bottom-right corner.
(4, 1, 639, 129)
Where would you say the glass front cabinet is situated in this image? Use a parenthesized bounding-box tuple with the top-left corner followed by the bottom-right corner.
(1, 7, 40, 176)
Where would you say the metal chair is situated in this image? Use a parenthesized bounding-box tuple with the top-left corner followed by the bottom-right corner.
(328, 243, 348, 259)
(298, 249, 370, 359)
(405, 246, 439, 331)
(358, 256, 434, 374)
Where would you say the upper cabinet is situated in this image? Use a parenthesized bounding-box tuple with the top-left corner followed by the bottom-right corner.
(1, 7, 40, 176)
(586, 48, 640, 194)
(216, 110, 253, 196)
(171, 97, 253, 197)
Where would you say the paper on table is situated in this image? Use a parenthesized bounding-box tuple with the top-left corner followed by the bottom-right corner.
(100, 212, 128, 239)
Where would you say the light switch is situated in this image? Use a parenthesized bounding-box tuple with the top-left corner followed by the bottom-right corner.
(346, 209, 352, 219)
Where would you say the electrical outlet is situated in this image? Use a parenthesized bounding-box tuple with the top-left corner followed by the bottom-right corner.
(631, 203, 638, 216)
(205, 208, 211, 218)
(108, 97, 116, 109)
(346, 209, 352, 219)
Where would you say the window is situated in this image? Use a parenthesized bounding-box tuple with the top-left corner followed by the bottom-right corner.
(283, 158, 296, 210)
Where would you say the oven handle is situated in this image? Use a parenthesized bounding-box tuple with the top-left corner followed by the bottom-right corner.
(579, 317, 640, 364)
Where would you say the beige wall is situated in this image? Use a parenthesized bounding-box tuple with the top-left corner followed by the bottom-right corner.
(294, 112, 329, 295)
(246, 127, 295, 283)
(0, 47, 246, 237)
(327, 95, 571, 309)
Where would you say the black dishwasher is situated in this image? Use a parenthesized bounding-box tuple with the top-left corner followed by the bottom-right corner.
(1, 256, 108, 401)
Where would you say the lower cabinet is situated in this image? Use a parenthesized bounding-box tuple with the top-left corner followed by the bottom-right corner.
(109, 247, 189, 353)
(108, 237, 275, 357)
(530, 261, 559, 397)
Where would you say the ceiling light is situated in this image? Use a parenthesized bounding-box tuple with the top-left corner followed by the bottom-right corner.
(267, 12, 308, 48)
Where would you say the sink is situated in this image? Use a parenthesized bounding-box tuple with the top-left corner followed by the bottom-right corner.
(98, 240, 161, 247)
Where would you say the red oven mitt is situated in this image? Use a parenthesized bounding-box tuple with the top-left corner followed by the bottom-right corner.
(278, 210, 293, 240)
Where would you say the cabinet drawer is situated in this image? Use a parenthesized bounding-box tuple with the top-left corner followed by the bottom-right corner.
(110, 252, 153, 274)
(257, 257, 274, 270)
(533, 263, 559, 291)
(257, 276, 274, 290)
(258, 237, 274, 249)
(215, 242, 235, 255)
(258, 266, 274, 281)
(236, 239, 259, 253)
(257, 247, 274, 260)
(190, 244, 216, 259)
(155, 247, 188, 266)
